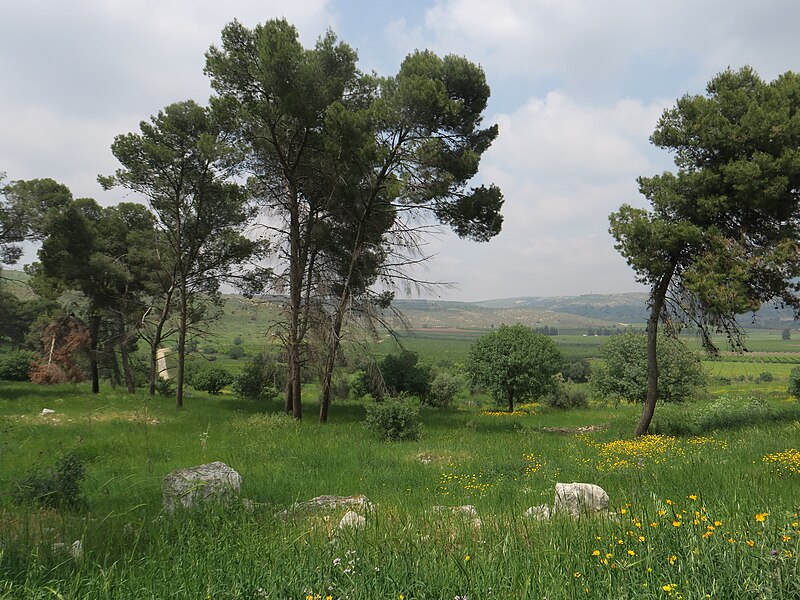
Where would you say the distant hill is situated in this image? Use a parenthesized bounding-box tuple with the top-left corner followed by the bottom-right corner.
(4, 266, 795, 331)
(475, 293, 651, 323)
(0, 268, 35, 301)
(391, 297, 637, 331)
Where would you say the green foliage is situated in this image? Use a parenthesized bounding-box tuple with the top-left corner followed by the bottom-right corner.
(227, 346, 244, 360)
(591, 332, 706, 404)
(561, 358, 591, 383)
(380, 351, 431, 400)
(155, 377, 174, 398)
(13, 450, 85, 510)
(232, 354, 281, 401)
(756, 371, 774, 382)
(466, 324, 562, 412)
(789, 366, 800, 398)
(363, 399, 421, 441)
(0, 350, 35, 381)
(610, 67, 800, 434)
(542, 376, 589, 410)
(425, 371, 462, 407)
(189, 365, 233, 395)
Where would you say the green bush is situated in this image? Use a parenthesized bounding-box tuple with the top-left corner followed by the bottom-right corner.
(364, 400, 421, 441)
(789, 366, 800, 397)
(591, 331, 706, 404)
(381, 351, 431, 400)
(156, 377, 174, 397)
(232, 354, 281, 401)
(561, 358, 591, 383)
(756, 371, 773, 382)
(189, 365, 233, 395)
(13, 451, 85, 510)
(542, 377, 589, 410)
(0, 350, 36, 381)
(228, 346, 244, 360)
(426, 371, 462, 407)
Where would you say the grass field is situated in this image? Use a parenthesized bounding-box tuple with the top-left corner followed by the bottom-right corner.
(1, 374, 800, 598)
(3, 296, 800, 598)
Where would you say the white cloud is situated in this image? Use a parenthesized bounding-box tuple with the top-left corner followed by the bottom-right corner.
(400, 92, 671, 299)
(390, 0, 800, 100)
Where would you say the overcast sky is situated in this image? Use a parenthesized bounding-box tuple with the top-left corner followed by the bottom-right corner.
(2, 0, 800, 301)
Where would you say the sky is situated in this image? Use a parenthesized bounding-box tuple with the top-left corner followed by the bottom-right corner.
(2, 0, 800, 302)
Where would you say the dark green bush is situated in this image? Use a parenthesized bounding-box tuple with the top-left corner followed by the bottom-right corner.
(228, 346, 244, 360)
(426, 371, 462, 407)
(189, 365, 233, 395)
(757, 371, 774, 383)
(561, 358, 591, 383)
(0, 350, 36, 381)
(542, 379, 589, 410)
(13, 451, 85, 510)
(789, 366, 800, 397)
(156, 377, 174, 397)
(232, 354, 281, 401)
(380, 351, 431, 399)
(364, 400, 421, 441)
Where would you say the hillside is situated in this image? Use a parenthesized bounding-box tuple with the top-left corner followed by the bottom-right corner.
(0, 268, 35, 301)
(390, 298, 631, 331)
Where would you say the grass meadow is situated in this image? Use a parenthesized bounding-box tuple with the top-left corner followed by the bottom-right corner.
(1, 323, 800, 598)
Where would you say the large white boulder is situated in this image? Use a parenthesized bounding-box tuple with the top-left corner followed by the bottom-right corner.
(162, 461, 241, 513)
(553, 482, 609, 518)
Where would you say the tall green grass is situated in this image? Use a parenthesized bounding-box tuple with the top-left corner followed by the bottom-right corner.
(1, 381, 799, 598)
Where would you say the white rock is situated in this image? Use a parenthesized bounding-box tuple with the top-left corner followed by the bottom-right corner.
(51, 539, 82, 558)
(338, 510, 366, 529)
(279, 494, 373, 517)
(553, 482, 609, 518)
(41, 408, 55, 416)
(161, 461, 241, 513)
(524, 504, 551, 520)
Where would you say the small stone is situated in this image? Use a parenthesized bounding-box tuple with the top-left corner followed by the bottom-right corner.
(338, 511, 366, 529)
(524, 504, 551, 520)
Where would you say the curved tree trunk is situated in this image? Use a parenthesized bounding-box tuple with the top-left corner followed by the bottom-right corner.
(634, 264, 676, 436)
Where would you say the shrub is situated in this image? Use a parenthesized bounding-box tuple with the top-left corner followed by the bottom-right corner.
(233, 336, 243, 346)
(156, 377, 174, 397)
(591, 331, 705, 404)
(561, 358, 591, 383)
(13, 451, 85, 510)
(542, 376, 589, 410)
(0, 350, 36, 381)
(381, 351, 431, 399)
(228, 346, 245, 360)
(364, 400, 421, 441)
(789, 366, 800, 397)
(189, 366, 233, 395)
(232, 354, 281, 401)
(757, 371, 774, 383)
(426, 371, 462, 407)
